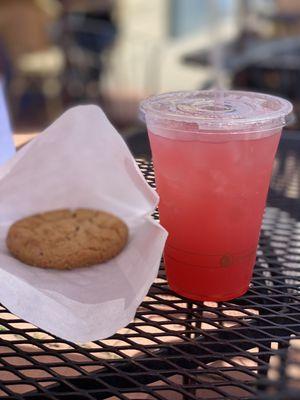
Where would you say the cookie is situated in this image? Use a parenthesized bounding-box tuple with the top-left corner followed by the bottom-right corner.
(6, 208, 128, 269)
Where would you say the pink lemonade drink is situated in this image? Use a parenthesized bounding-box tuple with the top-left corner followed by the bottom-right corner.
(141, 91, 292, 301)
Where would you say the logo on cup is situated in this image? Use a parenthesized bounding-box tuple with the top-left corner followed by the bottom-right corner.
(220, 254, 233, 267)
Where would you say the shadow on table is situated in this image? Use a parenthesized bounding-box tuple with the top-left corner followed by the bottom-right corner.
(125, 127, 151, 160)
(269, 131, 300, 219)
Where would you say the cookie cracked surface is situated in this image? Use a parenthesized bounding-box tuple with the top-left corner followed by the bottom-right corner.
(6, 208, 128, 269)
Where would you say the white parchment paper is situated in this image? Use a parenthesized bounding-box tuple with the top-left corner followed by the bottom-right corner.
(0, 105, 167, 342)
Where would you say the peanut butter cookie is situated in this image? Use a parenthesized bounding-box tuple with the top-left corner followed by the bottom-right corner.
(6, 209, 128, 269)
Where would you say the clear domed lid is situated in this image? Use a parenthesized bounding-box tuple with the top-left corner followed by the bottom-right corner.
(140, 90, 293, 131)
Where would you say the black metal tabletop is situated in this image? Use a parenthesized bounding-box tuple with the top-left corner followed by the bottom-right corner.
(0, 132, 300, 400)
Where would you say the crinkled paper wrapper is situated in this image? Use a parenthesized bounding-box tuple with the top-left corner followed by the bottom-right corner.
(0, 105, 167, 342)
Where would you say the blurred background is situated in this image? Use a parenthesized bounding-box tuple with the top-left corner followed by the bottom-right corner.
(0, 0, 299, 158)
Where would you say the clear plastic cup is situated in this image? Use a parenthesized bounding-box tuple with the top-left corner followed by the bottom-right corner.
(140, 90, 293, 301)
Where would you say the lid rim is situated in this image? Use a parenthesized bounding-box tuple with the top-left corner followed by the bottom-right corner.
(140, 90, 293, 128)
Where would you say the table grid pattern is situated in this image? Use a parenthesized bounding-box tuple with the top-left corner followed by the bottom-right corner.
(0, 135, 300, 399)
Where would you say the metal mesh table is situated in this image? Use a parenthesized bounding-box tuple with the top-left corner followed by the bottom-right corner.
(0, 133, 300, 400)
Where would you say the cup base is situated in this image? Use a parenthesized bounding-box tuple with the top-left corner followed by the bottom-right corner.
(169, 283, 250, 302)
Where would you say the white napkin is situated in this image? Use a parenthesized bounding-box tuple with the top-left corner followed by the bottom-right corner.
(0, 105, 167, 342)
